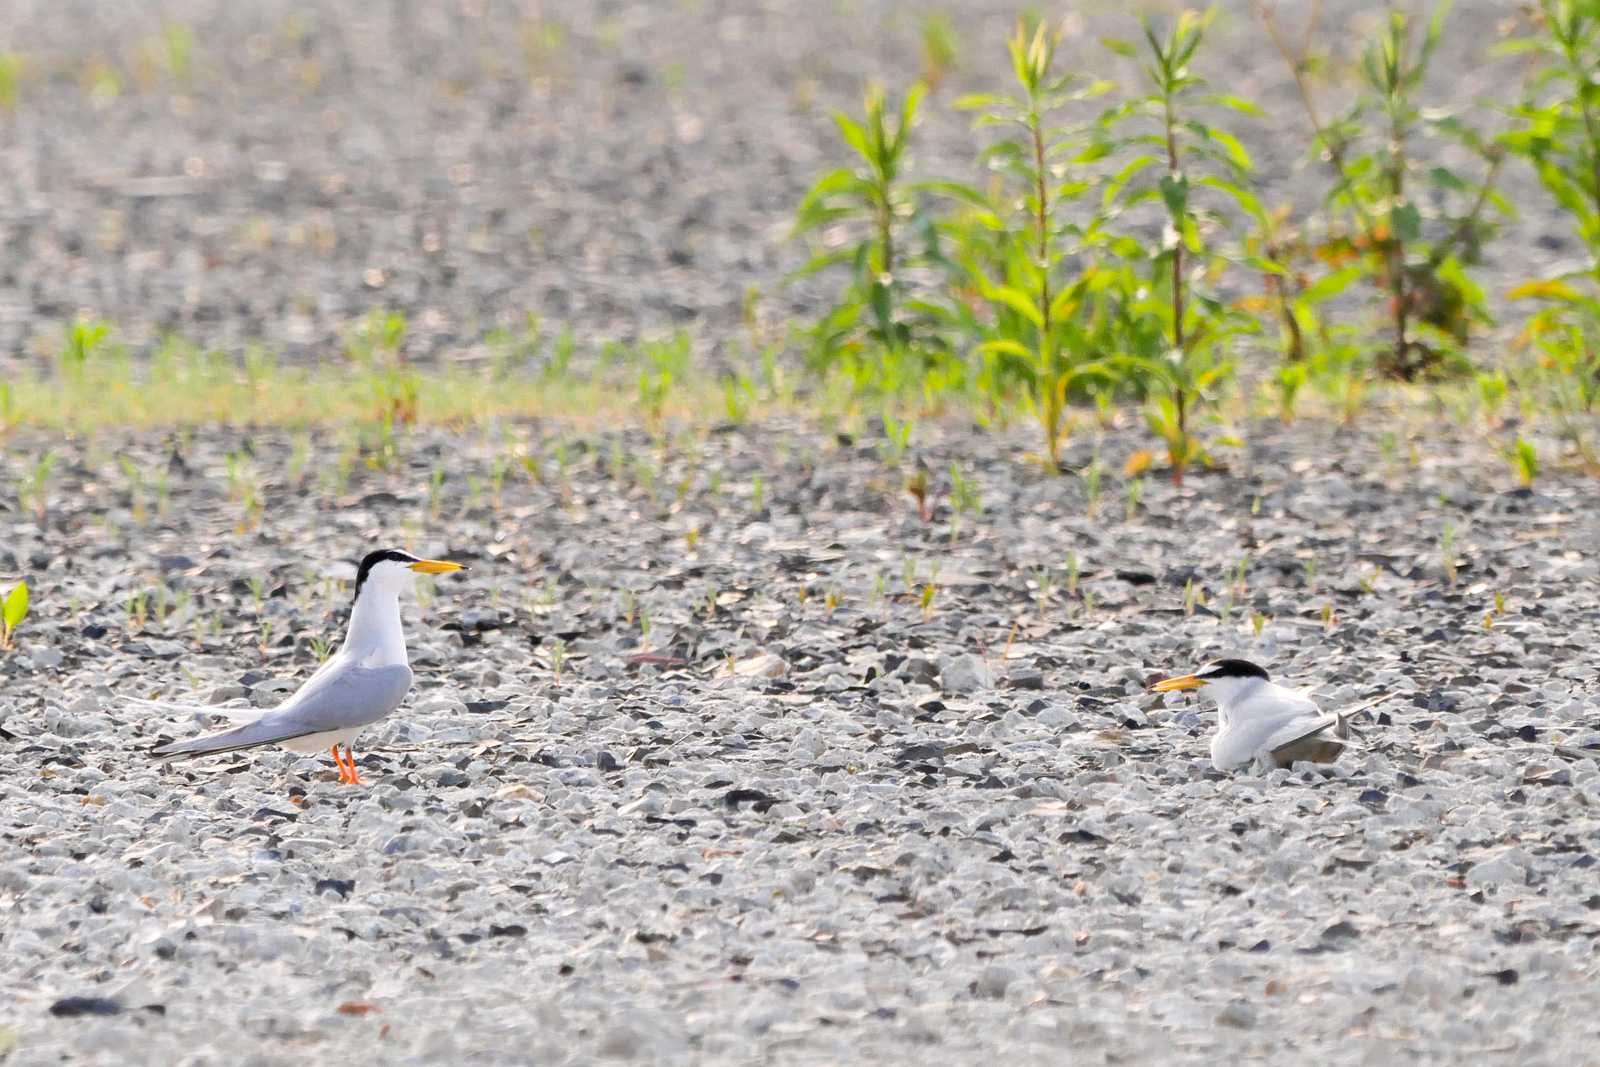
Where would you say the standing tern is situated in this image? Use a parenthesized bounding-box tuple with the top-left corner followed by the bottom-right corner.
(1148, 658, 1385, 772)
(146, 548, 465, 784)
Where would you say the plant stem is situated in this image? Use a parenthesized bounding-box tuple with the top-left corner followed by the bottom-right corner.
(1164, 89, 1187, 482)
(877, 188, 894, 287)
(1385, 75, 1409, 377)
(1258, 3, 1380, 237)
(1030, 105, 1057, 464)
(1573, 39, 1600, 283)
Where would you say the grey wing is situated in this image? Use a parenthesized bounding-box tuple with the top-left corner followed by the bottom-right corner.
(273, 661, 414, 732)
(152, 663, 412, 757)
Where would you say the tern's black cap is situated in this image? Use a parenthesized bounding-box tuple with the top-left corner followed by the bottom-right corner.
(353, 548, 420, 599)
(1197, 658, 1270, 680)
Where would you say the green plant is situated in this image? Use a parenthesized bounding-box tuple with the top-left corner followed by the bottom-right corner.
(59, 320, 111, 376)
(1500, 1, 1600, 464)
(127, 590, 148, 632)
(1260, 1, 1507, 381)
(163, 23, 193, 85)
(792, 82, 954, 396)
(1508, 435, 1539, 485)
(1476, 369, 1510, 425)
(549, 638, 566, 685)
(346, 309, 419, 426)
(951, 20, 1113, 468)
(636, 333, 692, 425)
(0, 581, 28, 650)
(118, 456, 148, 524)
(1124, 476, 1145, 521)
(1033, 567, 1055, 616)
(1101, 8, 1261, 482)
(18, 450, 57, 521)
(949, 461, 981, 516)
(0, 52, 23, 111)
(920, 13, 959, 92)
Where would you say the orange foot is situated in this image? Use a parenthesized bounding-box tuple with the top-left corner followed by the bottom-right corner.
(343, 746, 365, 786)
(330, 745, 362, 785)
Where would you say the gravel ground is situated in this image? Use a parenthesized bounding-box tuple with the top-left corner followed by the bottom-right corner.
(3, 417, 1600, 1064)
(0, 0, 1556, 362)
(5, 1, 1598, 1063)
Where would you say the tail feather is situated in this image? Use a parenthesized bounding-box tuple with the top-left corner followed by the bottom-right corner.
(128, 695, 258, 721)
(150, 717, 317, 758)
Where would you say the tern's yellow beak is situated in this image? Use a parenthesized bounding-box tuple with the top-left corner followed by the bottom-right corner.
(1149, 673, 1204, 693)
(409, 558, 466, 575)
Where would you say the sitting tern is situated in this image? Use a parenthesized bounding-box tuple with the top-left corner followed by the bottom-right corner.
(147, 548, 465, 784)
(1149, 658, 1384, 772)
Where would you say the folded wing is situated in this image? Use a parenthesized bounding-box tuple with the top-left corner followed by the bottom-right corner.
(1264, 713, 1348, 768)
(151, 662, 413, 758)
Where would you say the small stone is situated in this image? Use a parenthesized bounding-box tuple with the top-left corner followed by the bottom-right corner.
(49, 997, 122, 1018)
(1215, 1001, 1256, 1029)
(28, 647, 63, 669)
(460, 609, 503, 632)
(618, 794, 662, 816)
(940, 653, 994, 694)
(1467, 856, 1526, 886)
(973, 964, 1015, 999)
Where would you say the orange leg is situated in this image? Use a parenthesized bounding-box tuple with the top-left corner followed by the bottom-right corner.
(343, 745, 364, 786)
(330, 745, 350, 783)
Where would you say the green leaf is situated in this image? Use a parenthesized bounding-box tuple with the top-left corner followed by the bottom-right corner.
(1299, 265, 1366, 305)
(976, 339, 1034, 360)
(832, 111, 873, 166)
(2, 581, 27, 633)
(1158, 174, 1190, 219)
(953, 92, 1003, 112)
(1202, 93, 1265, 117)
(1508, 278, 1584, 303)
(1427, 165, 1467, 192)
(983, 284, 1045, 327)
(912, 179, 992, 208)
(1437, 256, 1488, 316)
(1100, 37, 1138, 58)
(1392, 202, 1422, 243)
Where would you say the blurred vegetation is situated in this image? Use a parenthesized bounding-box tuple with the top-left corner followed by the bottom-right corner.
(3, 3, 1599, 492)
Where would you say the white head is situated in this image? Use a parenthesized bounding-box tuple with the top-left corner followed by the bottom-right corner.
(1149, 658, 1270, 706)
(352, 548, 465, 603)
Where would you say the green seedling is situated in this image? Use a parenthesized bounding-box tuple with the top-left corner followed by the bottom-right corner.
(127, 590, 148, 632)
(1033, 567, 1055, 617)
(550, 638, 566, 685)
(920, 13, 959, 91)
(1081, 459, 1104, 518)
(19, 451, 57, 522)
(1124, 477, 1144, 522)
(0, 581, 28, 650)
(1509, 435, 1538, 485)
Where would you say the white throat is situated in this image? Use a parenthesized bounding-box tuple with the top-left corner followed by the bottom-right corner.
(341, 587, 409, 668)
(1205, 675, 1267, 716)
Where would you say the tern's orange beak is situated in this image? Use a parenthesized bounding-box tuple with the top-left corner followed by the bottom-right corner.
(1149, 673, 1204, 693)
(409, 558, 466, 575)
